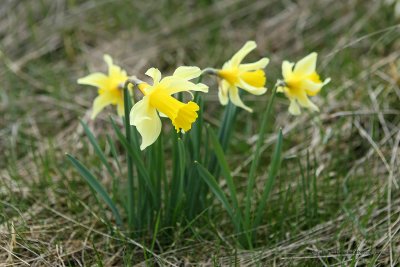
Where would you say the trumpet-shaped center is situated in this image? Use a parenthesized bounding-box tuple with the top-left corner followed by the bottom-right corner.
(98, 86, 123, 105)
(218, 68, 266, 89)
(309, 72, 322, 83)
(149, 89, 199, 132)
(286, 71, 321, 92)
(240, 69, 266, 88)
(218, 68, 239, 85)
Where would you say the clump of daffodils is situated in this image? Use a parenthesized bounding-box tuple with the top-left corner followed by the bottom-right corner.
(207, 41, 269, 112)
(78, 55, 129, 119)
(77, 41, 330, 149)
(277, 52, 330, 115)
(129, 67, 208, 150)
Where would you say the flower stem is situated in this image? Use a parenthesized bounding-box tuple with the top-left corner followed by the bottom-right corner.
(244, 85, 278, 241)
(123, 81, 135, 234)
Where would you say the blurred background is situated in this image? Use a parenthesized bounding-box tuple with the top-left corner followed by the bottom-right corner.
(1, 0, 400, 265)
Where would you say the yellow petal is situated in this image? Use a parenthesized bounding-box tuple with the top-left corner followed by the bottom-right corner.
(293, 52, 317, 77)
(229, 86, 253, 112)
(288, 99, 301, 115)
(160, 78, 209, 95)
(91, 93, 113, 119)
(173, 66, 202, 80)
(230, 41, 257, 66)
(282, 61, 294, 80)
(296, 91, 319, 112)
(116, 98, 125, 117)
(130, 98, 161, 150)
(77, 73, 108, 87)
(104, 54, 127, 80)
(239, 57, 269, 72)
(218, 80, 230, 105)
(237, 79, 267, 95)
(145, 67, 162, 85)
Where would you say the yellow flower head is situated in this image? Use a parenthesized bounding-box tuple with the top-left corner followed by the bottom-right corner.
(77, 55, 128, 119)
(130, 67, 208, 150)
(216, 41, 269, 112)
(277, 52, 330, 115)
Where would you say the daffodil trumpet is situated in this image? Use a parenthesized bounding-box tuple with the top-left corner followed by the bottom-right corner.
(129, 67, 209, 150)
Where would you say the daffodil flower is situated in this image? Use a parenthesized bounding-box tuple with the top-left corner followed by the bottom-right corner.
(215, 40, 269, 112)
(277, 52, 330, 115)
(130, 67, 208, 150)
(77, 55, 128, 119)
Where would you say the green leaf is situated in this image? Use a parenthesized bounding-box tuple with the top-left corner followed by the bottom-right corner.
(244, 85, 277, 229)
(110, 117, 156, 204)
(123, 86, 136, 230)
(253, 128, 283, 228)
(106, 134, 122, 174)
(207, 126, 241, 219)
(66, 154, 123, 226)
(80, 120, 117, 181)
(196, 162, 238, 230)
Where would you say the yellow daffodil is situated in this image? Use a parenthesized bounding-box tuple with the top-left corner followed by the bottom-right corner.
(130, 67, 208, 150)
(77, 55, 128, 119)
(215, 40, 269, 112)
(277, 52, 330, 115)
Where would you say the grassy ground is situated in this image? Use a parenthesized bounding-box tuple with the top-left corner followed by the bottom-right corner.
(1, 0, 400, 265)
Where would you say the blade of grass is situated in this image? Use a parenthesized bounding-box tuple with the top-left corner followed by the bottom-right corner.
(123, 85, 135, 231)
(79, 120, 117, 181)
(106, 134, 122, 174)
(207, 125, 241, 221)
(110, 116, 156, 205)
(253, 128, 283, 229)
(66, 154, 122, 226)
(195, 162, 238, 230)
(244, 85, 277, 229)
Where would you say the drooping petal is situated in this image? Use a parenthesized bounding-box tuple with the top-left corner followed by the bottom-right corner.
(239, 57, 270, 71)
(293, 52, 317, 77)
(296, 91, 320, 112)
(282, 61, 294, 80)
(288, 99, 301, 115)
(130, 97, 162, 150)
(237, 79, 267, 95)
(302, 80, 324, 96)
(77, 73, 108, 87)
(240, 69, 267, 89)
(145, 67, 162, 85)
(91, 93, 114, 119)
(230, 41, 257, 66)
(323, 77, 331, 85)
(218, 80, 230, 106)
(229, 86, 253, 112)
(116, 98, 125, 117)
(130, 97, 151, 125)
(160, 77, 209, 95)
(173, 66, 202, 80)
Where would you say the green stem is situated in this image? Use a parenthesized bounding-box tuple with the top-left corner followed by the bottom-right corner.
(123, 83, 135, 233)
(244, 85, 278, 231)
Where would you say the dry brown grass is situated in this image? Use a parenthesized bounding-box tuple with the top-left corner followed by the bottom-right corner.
(1, 0, 400, 265)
